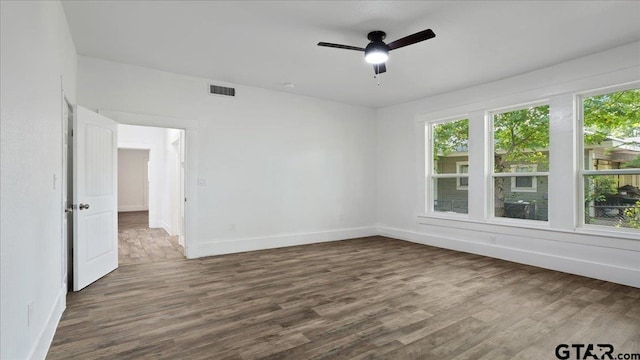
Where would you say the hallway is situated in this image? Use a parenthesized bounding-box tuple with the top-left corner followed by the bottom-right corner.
(118, 211, 184, 265)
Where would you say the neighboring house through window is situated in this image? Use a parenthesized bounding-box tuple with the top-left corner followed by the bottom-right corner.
(457, 161, 469, 190)
(510, 164, 537, 192)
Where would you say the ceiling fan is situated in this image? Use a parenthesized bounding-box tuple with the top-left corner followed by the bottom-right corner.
(317, 29, 436, 75)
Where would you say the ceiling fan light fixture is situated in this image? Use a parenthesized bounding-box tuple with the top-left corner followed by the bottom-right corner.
(364, 42, 388, 64)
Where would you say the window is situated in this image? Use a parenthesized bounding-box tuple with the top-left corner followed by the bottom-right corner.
(457, 161, 469, 190)
(510, 164, 537, 192)
(420, 82, 640, 240)
(491, 104, 549, 221)
(429, 118, 469, 214)
(581, 87, 640, 231)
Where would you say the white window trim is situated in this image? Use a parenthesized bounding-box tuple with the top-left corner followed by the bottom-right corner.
(510, 164, 537, 192)
(456, 161, 469, 190)
(416, 80, 639, 239)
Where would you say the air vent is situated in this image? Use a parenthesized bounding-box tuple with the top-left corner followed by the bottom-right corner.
(209, 84, 235, 97)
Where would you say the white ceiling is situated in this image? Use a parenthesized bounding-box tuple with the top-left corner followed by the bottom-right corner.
(62, 1, 640, 108)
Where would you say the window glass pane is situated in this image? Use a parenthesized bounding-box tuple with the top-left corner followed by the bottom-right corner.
(515, 176, 533, 188)
(492, 105, 549, 221)
(583, 88, 640, 171)
(433, 178, 468, 214)
(494, 176, 548, 221)
(584, 174, 640, 229)
(582, 88, 640, 231)
(493, 105, 549, 173)
(433, 119, 469, 174)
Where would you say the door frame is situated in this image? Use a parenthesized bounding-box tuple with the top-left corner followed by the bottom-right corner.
(61, 91, 74, 291)
(98, 109, 198, 258)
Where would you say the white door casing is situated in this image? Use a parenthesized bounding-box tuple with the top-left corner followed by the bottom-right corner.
(73, 107, 118, 291)
(62, 96, 71, 289)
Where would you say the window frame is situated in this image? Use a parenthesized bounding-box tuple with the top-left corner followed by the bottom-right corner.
(577, 83, 640, 232)
(418, 81, 639, 239)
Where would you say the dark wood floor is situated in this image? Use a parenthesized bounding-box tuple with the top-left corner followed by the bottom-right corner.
(48, 236, 640, 359)
(118, 211, 183, 265)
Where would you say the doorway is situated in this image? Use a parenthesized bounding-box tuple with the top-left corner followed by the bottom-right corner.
(117, 124, 186, 264)
(67, 107, 192, 291)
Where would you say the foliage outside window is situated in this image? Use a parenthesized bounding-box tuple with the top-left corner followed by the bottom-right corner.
(582, 88, 640, 230)
(430, 119, 469, 214)
(492, 105, 549, 221)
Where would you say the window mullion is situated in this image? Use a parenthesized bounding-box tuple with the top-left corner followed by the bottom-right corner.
(468, 110, 487, 221)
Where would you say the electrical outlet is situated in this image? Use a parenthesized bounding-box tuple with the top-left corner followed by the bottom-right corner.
(198, 178, 207, 186)
(229, 224, 236, 231)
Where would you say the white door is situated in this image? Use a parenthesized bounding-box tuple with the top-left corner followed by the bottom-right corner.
(73, 107, 118, 291)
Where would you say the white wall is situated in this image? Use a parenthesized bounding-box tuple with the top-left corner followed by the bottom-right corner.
(118, 124, 167, 228)
(376, 42, 640, 288)
(118, 149, 149, 212)
(79, 56, 378, 257)
(0, 1, 77, 359)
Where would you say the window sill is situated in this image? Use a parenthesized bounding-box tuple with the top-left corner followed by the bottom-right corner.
(575, 226, 640, 241)
(417, 214, 640, 246)
(423, 211, 469, 220)
(485, 217, 550, 230)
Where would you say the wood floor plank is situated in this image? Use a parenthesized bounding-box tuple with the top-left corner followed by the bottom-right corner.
(48, 236, 640, 359)
(118, 211, 184, 265)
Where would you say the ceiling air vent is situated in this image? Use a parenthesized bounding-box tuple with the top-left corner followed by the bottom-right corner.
(209, 84, 235, 97)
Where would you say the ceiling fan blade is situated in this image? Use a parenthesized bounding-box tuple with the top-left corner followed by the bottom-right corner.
(387, 29, 436, 50)
(373, 63, 387, 75)
(317, 42, 365, 51)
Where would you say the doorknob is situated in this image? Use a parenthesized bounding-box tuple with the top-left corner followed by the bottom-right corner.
(79, 203, 90, 210)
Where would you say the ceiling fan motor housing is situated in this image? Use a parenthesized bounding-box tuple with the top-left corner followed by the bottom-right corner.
(365, 31, 389, 64)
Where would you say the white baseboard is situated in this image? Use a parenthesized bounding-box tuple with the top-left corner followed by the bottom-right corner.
(28, 288, 65, 360)
(189, 226, 378, 258)
(161, 222, 172, 236)
(118, 205, 148, 212)
(378, 226, 640, 288)
(189, 225, 638, 287)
